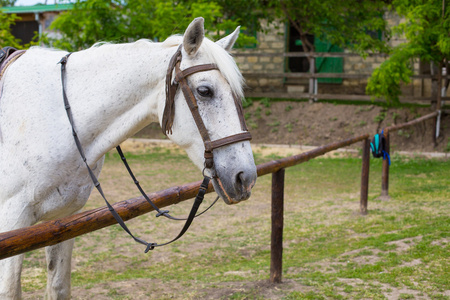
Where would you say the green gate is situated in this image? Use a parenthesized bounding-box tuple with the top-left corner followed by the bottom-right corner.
(314, 39, 343, 84)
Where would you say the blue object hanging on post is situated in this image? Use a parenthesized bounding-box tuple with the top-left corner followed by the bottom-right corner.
(370, 130, 391, 165)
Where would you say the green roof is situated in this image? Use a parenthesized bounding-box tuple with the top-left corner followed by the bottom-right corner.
(1, 3, 74, 14)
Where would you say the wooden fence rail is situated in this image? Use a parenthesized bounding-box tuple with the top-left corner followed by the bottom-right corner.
(233, 51, 450, 103)
(0, 111, 441, 285)
(0, 180, 214, 261)
(241, 72, 450, 80)
(243, 92, 450, 102)
(234, 52, 389, 58)
(0, 134, 369, 261)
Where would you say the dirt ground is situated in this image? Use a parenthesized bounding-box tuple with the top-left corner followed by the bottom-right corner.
(135, 101, 450, 153)
(19, 101, 449, 299)
(20, 149, 449, 299)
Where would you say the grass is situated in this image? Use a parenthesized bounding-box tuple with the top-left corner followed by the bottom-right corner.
(374, 111, 387, 123)
(21, 147, 450, 299)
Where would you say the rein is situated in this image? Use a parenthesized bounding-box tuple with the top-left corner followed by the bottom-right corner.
(116, 145, 219, 221)
(58, 44, 251, 252)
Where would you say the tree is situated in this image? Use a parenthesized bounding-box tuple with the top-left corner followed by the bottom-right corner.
(0, 11, 21, 48)
(0, 0, 16, 6)
(366, 0, 450, 106)
(266, 0, 391, 55)
(49, 0, 126, 51)
(49, 0, 258, 52)
(186, 0, 272, 39)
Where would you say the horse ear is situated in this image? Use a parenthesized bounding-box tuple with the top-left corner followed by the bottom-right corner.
(216, 26, 240, 52)
(183, 17, 205, 56)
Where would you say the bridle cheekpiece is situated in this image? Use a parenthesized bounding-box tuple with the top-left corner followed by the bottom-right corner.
(162, 45, 252, 170)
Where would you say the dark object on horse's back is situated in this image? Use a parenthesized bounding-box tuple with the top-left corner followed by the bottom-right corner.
(1, 47, 26, 96)
(0, 47, 18, 65)
(0, 47, 25, 80)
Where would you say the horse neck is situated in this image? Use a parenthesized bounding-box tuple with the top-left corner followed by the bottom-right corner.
(66, 41, 173, 163)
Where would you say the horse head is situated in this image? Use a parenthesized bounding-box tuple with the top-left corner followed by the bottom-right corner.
(159, 18, 257, 204)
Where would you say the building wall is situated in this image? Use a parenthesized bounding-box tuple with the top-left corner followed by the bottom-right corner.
(233, 12, 441, 98)
(233, 21, 285, 93)
(5, 7, 69, 45)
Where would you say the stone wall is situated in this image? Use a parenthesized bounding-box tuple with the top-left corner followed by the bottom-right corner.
(232, 21, 285, 93)
(339, 54, 387, 95)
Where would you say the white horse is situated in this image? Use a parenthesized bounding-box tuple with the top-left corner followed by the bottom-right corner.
(0, 18, 257, 299)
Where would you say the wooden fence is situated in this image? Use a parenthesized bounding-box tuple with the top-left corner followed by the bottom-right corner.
(377, 111, 439, 200)
(235, 52, 450, 103)
(268, 110, 440, 283)
(0, 110, 441, 284)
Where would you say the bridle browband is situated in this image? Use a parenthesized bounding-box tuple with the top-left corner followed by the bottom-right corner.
(58, 44, 251, 252)
(162, 45, 252, 170)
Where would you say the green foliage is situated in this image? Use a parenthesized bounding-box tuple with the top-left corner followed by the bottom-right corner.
(285, 105, 293, 112)
(242, 98, 253, 109)
(266, 0, 390, 55)
(284, 122, 293, 132)
(0, 11, 21, 48)
(260, 97, 271, 108)
(367, 0, 450, 105)
(374, 111, 387, 123)
(392, 112, 400, 122)
(268, 120, 280, 127)
(49, 0, 391, 54)
(50, 0, 132, 51)
(208, 0, 270, 33)
(366, 46, 415, 106)
(0, 0, 15, 6)
(49, 0, 258, 51)
(394, 0, 450, 62)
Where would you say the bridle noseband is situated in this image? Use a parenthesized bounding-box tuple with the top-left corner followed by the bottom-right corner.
(162, 45, 252, 170)
(58, 44, 251, 252)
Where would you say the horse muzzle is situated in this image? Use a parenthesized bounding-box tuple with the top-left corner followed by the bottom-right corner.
(211, 165, 257, 204)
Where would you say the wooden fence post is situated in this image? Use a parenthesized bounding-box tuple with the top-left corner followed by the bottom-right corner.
(360, 138, 370, 215)
(434, 61, 443, 145)
(309, 56, 316, 102)
(380, 132, 391, 201)
(270, 168, 285, 283)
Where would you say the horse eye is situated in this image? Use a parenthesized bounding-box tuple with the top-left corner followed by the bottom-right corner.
(197, 86, 214, 98)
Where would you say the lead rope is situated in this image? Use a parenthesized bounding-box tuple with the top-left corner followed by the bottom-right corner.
(58, 53, 216, 252)
(116, 145, 219, 220)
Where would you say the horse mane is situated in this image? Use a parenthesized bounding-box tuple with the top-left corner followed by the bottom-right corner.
(80, 35, 244, 99)
(162, 35, 244, 99)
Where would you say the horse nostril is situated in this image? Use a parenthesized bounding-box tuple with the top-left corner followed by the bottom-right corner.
(233, 170, 255, 202)
(235, 171, 252, 192)
(236, 171, 244, 190)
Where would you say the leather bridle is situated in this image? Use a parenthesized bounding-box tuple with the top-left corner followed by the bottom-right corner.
(162, 45, 252, 171)
(58, 44, 251, 252)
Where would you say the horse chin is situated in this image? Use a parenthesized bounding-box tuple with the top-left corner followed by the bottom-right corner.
(211, 176, 253, 205)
